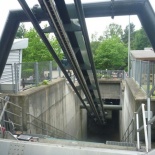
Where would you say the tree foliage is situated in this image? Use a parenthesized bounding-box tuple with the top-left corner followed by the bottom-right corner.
(15, 23, 26, 39)
(90, 22, 152, 70)
(104, 23, 123, 39)
(122, 23, 135, 49)
(22, 28, 62, 62)
(132, 28, 151, 50)
(94, 37, 127, 70)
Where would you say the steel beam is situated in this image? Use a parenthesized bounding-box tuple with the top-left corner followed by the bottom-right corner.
(74, 0, 105, 120)
(38, 0, 102, 123)
(81, 105, 122, 110)
(0, 18, 19, 77)
(17, 0, 92, 119)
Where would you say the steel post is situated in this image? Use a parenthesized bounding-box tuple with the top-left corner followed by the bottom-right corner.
(147, 61, 150, 95)
(58, 66, 61, 78)
(139, 60, 142, 87)
(147, 97, 151, 150)
(35, 62, 39, 86)
(136, 113, 140, 150)
(135, 60, 137, 81)
(142, 104, 149, 152)
(49, 61, 52, 81)
(14, 63, 18, 93)
(153, 63, 155, 87)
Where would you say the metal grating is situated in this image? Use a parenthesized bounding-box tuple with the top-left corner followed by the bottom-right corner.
(106, 141, 136, 147)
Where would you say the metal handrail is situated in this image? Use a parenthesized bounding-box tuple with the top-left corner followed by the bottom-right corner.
(122, 104, 150, 152)
(27, 113, 77, 140)
(0, 96, 23, 131)
(27, 122, 64, 139)
(136, 104, 148, 152)
(122, 117, 134, 142)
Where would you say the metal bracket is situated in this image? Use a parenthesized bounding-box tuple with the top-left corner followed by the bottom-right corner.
(145, 111, 153, 119)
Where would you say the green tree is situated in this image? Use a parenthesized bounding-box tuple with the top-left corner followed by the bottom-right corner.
(104, 23, 123, 39)
(15, 23, 26, 38)
(122, 23, 135, 49)
(23, 28, 62, 62)
(132, 28, 151, 50)
(94, 37, 127, 70)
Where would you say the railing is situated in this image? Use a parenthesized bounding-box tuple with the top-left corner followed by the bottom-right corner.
(136, 104, 148, 152)
(96, 70, 126, 79)
(121, 117, 135, 143)
(0, 61, 77, 93)
(0, 96, 23, 133)
(26, 113, 77, 140)
(130, 60, 155, 95)
(121, 103, 155, 152)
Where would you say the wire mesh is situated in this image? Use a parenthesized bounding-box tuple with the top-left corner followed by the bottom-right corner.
(96, 70, 124, 79)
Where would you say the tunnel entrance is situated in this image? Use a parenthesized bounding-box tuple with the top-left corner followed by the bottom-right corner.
(87, 99, 120, 143)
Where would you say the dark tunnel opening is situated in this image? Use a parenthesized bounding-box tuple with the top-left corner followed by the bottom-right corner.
(87, 99, 120, 143)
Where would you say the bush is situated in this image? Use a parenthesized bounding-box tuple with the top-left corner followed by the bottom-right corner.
(42, 80, 48, 85)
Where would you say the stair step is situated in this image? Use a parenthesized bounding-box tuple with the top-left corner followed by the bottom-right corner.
(106, 141, 136, 147)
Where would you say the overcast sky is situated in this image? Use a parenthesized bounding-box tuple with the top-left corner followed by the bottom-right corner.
(0, 0, 155, 38)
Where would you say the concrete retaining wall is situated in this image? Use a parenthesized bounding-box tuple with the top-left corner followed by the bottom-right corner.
(9, 78, 87, 140)
(121, 78, 155, 141)
(99, 79, 121, 99)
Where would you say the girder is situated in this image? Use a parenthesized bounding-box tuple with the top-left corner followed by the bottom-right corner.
(0, 0, 155, 124)
(17, 0, 93, 122)
(38, 0, 102, 123)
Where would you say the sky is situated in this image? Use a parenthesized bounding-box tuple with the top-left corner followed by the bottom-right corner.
(0, 0, 155, 39)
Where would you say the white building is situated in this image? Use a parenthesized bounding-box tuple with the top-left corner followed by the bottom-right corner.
(0, 38, 28, 93)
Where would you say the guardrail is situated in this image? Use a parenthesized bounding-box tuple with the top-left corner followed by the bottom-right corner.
(26, 113, 77, 140)
(96, 70, 126, 79)
(136, 104, 148, 152)
(130, 60, 155, 95)
(0, 61, 76, 93)
(121, 117, 134, 143)
(0, 96, 23, 133)
(121, 103, 155, 152)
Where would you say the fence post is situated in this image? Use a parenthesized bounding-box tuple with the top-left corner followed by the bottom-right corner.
(131, 60, 133, 78)
(147, 97, 151, 150)
(58, 66, 61, 77)
(35, 62, 39, 86)
(152, 63, 154, 87)
(136, 113, 140, 150)
(49, 61, 52, 81)
(14, 63, 18, 93)
(139, 60, 142, 87)
(135, 60, 137, 81)
(147, 61, 150, 95)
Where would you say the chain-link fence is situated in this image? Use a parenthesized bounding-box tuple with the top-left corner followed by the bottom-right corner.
(96, 70, 126, 79)
(130, 60, 155, 95)
(0, 61, 69, 93)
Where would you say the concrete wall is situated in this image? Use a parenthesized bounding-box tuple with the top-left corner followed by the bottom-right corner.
(9, 78, 87, 140)
(121, 78, 155, 141)
(99, 79, 121, 99)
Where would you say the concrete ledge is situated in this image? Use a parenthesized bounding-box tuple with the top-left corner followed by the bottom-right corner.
(99, 79, 122, 84)
(9, 78, 65, 97)
(125, 78, 146, 101)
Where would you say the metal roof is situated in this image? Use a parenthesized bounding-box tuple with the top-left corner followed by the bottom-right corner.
(130, 49, 155, 61)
